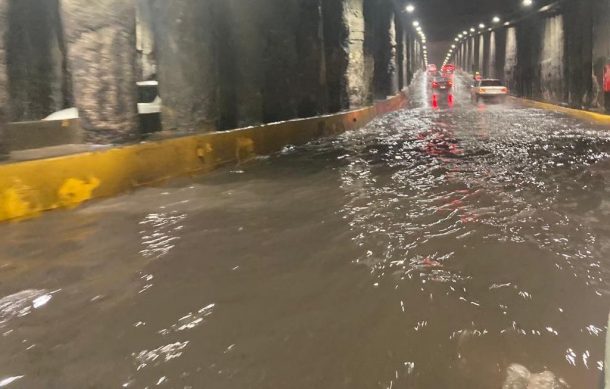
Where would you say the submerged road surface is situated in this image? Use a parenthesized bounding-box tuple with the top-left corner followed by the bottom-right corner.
(1, 75, 609, 388)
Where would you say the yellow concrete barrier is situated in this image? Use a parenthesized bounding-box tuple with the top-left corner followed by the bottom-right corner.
(513, 97, 610, 126)
(0, 93, 408, 222)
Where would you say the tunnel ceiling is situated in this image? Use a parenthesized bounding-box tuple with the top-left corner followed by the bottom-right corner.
(397, 0, 558, 64)
(398, 0, 514, 42)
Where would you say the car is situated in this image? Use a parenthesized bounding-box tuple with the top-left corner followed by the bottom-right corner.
(431, 76, 452, 92)
(471, 79, 508, 103)
(441, 64, 455, 74)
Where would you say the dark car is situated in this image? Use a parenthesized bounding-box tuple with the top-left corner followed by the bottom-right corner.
(432, 77, 453, 92)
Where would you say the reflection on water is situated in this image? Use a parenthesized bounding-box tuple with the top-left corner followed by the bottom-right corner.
(0, 289, 54, 327)
(139, 210, 187, 259)
(0, 74, 608, 388)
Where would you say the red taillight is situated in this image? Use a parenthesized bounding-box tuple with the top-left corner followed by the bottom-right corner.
(447, 81, 453, 87)
(502, 87, 508, 93)
(432, 82, 439, 88)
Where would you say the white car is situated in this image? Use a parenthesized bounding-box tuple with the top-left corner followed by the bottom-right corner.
(471, 79, 508, 103)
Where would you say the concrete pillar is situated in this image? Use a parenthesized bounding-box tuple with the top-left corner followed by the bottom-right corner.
(517, 16, 543, 99)
(7, 0, 68, 122)
(221, 0, 265, 126)
(494, 28, 507, 82)
(592, 0, 610, 112)
(323, 0, 373, 111)
(467, 39, 470, 70)
(260, 0, 302, 122)
(460, 43, 464, 67)
(474, 35, 481, 73)
(540, 15, 564, 103)
(406, 33, 415, 82)
(151, 0, 217, 132)
(402, 31, 409, 86)
(504, 26, 518, 93)
(0, 0, 7, 158)
(135, 0, 156, 81)
(294, 0, 327, 118)
(216, 0, 327, 127)
(469, 36, 475, 72)
(395, 15, 404, 90)
(367, 0, 397, 99)
(61, 0, 139, 143)
(488, 32, 496, 78)
(479, 34, 486, 75)
(563, 0, 593, 108)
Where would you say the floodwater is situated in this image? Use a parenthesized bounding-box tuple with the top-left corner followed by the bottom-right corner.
(1, 75, 609, 388)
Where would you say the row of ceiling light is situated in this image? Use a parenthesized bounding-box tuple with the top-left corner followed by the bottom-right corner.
(404, 3, 428, 67)
(441, 0, 535, 68)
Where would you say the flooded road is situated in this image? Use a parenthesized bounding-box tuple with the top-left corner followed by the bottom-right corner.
(1, 74, 610, 388)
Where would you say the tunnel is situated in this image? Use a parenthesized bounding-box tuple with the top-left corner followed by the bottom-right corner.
(0, 1, 610, 388)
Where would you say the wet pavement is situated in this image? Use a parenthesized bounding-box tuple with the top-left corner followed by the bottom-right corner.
(1, 74, 609, 388)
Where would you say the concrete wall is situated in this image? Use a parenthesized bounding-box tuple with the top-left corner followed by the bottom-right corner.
(0, 0, 425, 149)
(0, 0, 7, 157)
(540, 15, 564, 103)
(456, 0, 609, 112)
(367, 0, 398, 99)
(61, 0, 139, 143)
(150, 0, 217, 133)
(592, 0, 610, 111)
(135, 0, 156, 81)
(504, 27, 518, 94)
(6, 0, 69, 122)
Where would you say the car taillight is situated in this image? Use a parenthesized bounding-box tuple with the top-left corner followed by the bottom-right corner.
(447, 81, 452, 87)
(480, 88, 486, 93)
(432, 82, 439, 88)
(502, 87, 508, 93)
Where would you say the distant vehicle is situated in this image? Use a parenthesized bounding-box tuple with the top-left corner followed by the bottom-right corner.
(432, 76, 452, 92)
(471, 79, 508, 103)
(427, 64, 438, 76)
(441, 64, 455, 74)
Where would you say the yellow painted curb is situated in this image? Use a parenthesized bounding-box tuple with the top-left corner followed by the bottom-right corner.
(0, 93, 408, 222)
(513, 97, 610, 126)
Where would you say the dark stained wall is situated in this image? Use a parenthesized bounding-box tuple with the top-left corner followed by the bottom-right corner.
(61, 0, 139, 143)
(6, 0, 69, 122)
(0, 0, 426, 146)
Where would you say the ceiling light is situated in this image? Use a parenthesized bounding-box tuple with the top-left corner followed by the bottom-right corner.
(406, 4, 415, 13)
(492, 16, 501, 23)
(479, 23, 485, 29)
(522, 0, 533, 6)
(413, 21, 420, 27)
